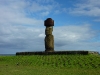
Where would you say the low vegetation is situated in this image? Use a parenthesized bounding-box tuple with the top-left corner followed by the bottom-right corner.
(0, 55, 100, 75)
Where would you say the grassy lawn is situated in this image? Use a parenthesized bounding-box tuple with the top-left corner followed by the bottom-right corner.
(0, 55, 100, 75)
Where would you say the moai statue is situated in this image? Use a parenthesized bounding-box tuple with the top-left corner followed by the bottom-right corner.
(44, 18, 54, 52)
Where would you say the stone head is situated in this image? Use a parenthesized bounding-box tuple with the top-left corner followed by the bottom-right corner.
(45, 26, 53, 35)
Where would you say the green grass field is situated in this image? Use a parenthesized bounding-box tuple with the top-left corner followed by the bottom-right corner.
(0, 55, 100, 75)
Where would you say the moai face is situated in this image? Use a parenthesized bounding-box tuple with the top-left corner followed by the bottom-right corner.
(45, 26, 53, 35)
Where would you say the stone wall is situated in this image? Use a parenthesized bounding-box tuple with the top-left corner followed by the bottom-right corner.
(16, 51, 98, 55)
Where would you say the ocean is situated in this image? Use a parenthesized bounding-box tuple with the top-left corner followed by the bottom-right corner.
(0, 54, 16, 56)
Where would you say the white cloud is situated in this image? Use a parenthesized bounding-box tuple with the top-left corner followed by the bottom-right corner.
(69, 0, 100, 17)
(0, 0, 61, 54)
(53, 25, 100, 51)
(54, 25, 95, 42)
(41, 11, 49, 16)
(0, 24, 45, 53)
(0, 0, 61, 27)
(0, 24, 100, 54)
(39, 33, 45, 38)
(36, 0, 54, 3)
(0, 0, 44, 26)
(27, 2, 53, 12)
(93, 19, 100, 22)
(54, 10, 61, 14)
(0, 0, 100, 54)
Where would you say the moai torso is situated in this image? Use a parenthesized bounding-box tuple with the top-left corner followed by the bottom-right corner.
(45, 26, 54, 52)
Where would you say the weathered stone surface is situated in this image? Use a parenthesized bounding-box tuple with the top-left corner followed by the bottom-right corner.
(88, 51, 99, 55)
(45, 26, 53, 35)
(16, 51, 99, 55)
(44, 18, 54, 26)
(45, 34, 54, 52)
(44, 18, 54, 52)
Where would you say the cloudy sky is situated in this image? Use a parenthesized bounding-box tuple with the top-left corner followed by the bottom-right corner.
(0, 0, 100, 54)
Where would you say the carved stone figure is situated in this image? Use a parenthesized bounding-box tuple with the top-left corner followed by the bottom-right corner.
(44, 18, 54, 52)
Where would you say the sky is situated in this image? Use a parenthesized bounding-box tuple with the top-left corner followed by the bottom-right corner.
(0, 0, 100, 54)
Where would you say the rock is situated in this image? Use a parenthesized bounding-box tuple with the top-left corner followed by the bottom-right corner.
(44, 18, 54, 52)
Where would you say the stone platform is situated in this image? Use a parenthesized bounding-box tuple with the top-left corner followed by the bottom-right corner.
(16, 51, 99, 55)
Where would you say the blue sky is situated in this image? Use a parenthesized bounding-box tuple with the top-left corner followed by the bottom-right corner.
(0, 0, 100, 54)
